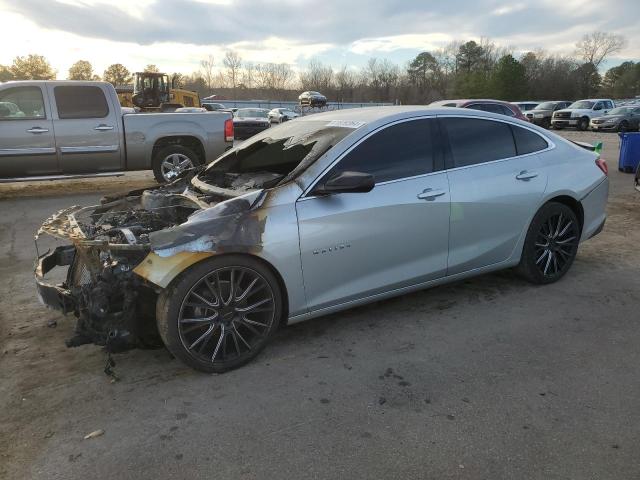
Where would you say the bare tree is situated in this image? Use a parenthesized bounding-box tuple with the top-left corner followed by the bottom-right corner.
(299, 59, 334, 93)
(335, 66, 357, 102)
(223, 51, 242, 96)
(240, 62, 255, 89)
(199, 54, 215, 93)
(575, 31, 626, 68)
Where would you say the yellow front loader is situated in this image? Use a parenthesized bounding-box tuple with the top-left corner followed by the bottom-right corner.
(118, 72, 200, 112)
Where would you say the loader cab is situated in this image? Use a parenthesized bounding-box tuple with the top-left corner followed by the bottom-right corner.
(132, 72, 170, 109)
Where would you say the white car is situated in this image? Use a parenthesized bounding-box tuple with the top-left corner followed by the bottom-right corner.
(551, 99, 615, 131)
(268, 108, 299, 123)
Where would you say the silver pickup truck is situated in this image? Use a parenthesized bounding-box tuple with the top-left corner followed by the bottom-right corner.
(0, 80, 233, 182)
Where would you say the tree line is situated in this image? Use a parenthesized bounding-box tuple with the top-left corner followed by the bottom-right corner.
(1, 31, 637, 102)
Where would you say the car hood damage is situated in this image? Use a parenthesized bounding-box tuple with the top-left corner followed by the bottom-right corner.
(34, 175, 270, 356)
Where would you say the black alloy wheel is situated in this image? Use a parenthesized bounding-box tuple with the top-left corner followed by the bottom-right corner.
(517, 203, 580, 284)
(157, 256, 283, 373)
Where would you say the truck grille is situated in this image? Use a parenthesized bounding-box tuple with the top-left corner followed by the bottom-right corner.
(555, 111, 571, 119)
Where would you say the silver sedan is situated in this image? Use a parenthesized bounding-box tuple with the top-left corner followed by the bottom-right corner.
(35, 107, 609, 373)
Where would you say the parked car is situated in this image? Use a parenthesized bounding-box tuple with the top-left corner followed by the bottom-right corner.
(513, 101, 540, 113)
(299, 91, 327, 107)
(202, 102, 226, 112)
(233, 108, 271, 139)
(429, 99, 528, 121)
(590, 106, 640, 132)
(0, 81, 233, 183)
(268, 107, 299, 123)
(551, 99, 615, 131)
(34, 106, 609, 373)
(525, 101, 572, 128)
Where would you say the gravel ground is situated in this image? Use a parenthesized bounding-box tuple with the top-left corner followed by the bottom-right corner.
(0, 130, 638, 480)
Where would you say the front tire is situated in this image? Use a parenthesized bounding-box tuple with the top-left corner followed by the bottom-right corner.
(517, 203, 580, 285)
(152, 145, 201, 183)
(577, 117, 589, 131)
(156, 255, 283, 373)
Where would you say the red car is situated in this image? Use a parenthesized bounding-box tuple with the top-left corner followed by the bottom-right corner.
(429, 99, 528, 122)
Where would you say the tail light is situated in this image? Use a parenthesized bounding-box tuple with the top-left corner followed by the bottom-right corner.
(595, 158, 608, 176)
(224, 118, 234, 142)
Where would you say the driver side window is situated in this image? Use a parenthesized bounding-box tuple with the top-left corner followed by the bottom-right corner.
(326, 119, 436, 184)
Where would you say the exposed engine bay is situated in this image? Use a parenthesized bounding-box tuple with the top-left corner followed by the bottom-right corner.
(35, 175, 269, 353)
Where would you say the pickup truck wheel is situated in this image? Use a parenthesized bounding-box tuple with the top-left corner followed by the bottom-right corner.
(577, 117, 589, 131)
(153, 145, 201, 183)
(542, 118, 551, 129)
(156, 255, 283, 373)
(618, 121, 629, 133)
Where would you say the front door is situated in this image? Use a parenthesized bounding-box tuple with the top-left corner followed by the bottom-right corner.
(0, 85, 58, 177)
(47, 84, 122, 173)
(296, 118, 450, 312)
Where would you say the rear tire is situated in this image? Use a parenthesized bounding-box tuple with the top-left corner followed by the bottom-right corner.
(152, 145, 201, 183)
(517, 202, 580, 285)
(156, 255, 283, 373)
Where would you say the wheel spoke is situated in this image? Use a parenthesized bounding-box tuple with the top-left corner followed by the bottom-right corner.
(190, 291, 218, 307)
(235, 297, 272, 313)
(188, 324, 216, 350)
(553, 213, 564, 238)
(233, 325, 251, 350)
(536, 249, 549, 265)
(557, 236, 576, 245)
(180, 312, 217, 324)
(543, 250, 553, 275)
(557, 220, 573, 238)
(236, 277, 259, 302)
(211, 326, 225, 361)
(241, 315, 268, 328)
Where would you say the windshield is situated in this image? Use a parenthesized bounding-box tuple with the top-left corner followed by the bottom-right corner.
(236, 109, 269, 118)
(195, 121, 359, 194)
(609, 107, 631, 115)
(536, 102, 557, 110)
(569, 101, 594, 109)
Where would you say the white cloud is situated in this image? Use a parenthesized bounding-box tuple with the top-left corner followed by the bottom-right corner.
(349, 33, 454, 55)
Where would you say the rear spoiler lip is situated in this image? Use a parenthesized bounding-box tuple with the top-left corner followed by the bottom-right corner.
(571, 140, 596, 151)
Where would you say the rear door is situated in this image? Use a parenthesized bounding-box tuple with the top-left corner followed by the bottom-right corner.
(296, 118, 450, 312)
(440, 116, 549, 275)
(47, 84, 123, 173)
(0, 85, 58, 177)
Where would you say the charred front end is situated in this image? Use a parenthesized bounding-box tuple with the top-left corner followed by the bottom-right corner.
(34, 184, 204, 352)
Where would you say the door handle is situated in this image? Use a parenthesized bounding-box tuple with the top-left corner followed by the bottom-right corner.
(417, 188, 446, 201)
(515, 170, 538, 181)
(94, 124, 114, 131)
(27, 127, 49, 134)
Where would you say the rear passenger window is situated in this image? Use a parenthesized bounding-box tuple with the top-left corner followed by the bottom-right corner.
(54, 86, 109, 119)
(332, 119, 436, 183)
(442, 117, 516, 167)
(511, 126, 548, 155)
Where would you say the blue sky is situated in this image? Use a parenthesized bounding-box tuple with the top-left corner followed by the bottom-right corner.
(1, 0, 638, 77)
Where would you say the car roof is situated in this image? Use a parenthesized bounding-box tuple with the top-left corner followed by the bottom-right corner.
(296, 105, 532, 127)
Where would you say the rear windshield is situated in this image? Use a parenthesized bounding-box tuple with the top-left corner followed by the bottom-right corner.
(196, 120, 358, 189)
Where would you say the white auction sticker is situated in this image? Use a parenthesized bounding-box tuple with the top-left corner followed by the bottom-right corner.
(326, 120, 366, 129)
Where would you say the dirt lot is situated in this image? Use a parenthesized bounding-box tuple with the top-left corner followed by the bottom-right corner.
(1, 130, 638, 480)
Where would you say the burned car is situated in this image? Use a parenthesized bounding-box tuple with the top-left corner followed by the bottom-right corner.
(35, 107, 609, 373)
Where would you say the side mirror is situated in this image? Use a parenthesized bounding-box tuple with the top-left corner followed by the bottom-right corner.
(314, 171, 375, 195)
